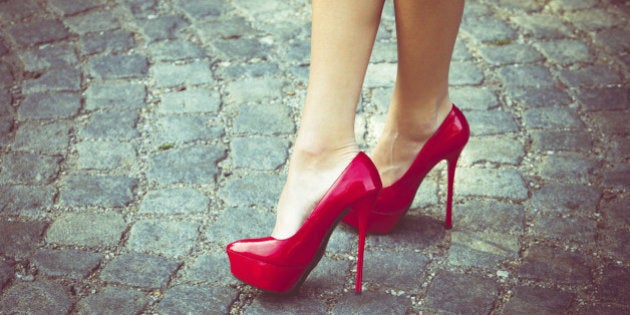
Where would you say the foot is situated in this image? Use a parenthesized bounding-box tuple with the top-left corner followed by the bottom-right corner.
(372, 101, 452, 187)
(271, 143, 360, 239)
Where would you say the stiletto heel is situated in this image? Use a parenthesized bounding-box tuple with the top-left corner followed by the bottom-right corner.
(343, 105, 470, 234)
(226, 152, 381, 293)
(354, 195, 373, 292)
(444, 149, 462, 229)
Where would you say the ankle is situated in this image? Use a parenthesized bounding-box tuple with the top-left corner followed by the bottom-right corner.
(290, 141, 360, 172)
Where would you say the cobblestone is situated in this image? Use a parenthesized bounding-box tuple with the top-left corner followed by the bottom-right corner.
(0, 0, 628, 313)
(45, 212, 126, 247)
(100, 252, 180, 288)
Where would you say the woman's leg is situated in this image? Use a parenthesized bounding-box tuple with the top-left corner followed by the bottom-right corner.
(272, 0, 385, 239)
(372, 0, 465, 186)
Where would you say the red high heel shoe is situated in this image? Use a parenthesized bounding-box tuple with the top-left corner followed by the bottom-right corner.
(343, 105, 469, 234)
(226, 152, 382, 293)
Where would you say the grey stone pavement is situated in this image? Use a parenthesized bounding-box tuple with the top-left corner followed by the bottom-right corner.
(0, 0, 628, 313)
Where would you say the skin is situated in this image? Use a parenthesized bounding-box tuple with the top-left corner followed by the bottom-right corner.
(271, 0, 465, 239)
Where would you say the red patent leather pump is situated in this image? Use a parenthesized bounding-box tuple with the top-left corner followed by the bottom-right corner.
(343, 105, 470, 234)
(226, 152, 382, 293)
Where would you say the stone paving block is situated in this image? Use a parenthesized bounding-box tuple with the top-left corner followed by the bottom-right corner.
(457, 168, 528, 199)
(449, 62, 484, 86)
(218, 173, 283, 208)
(577, 304, 630, 315)
(127, 220, 199, 257)
(19, 43, 79, 72)
(519, 244, 592, 284)
(60, 175, 137, 207)
(158, 286, 238, 315)
(125, 0, 158, 18)
(409, 177, 439, 209)
(536, 39, 592, 65)
(199, 16, 258, 41)
(587, 110, 629, 135)
(523, 107, 583, 130)
(0, 152, 61, 185)
(21, 68, 81, 93)
(153, 115, 224, 143)
(531, 183, 600, 213)
(76, 141, 136, 170)
(32, 249, 103, 280)
(76, 286, 148, 315)
(65, 10, 120, 34)
(496, 0, 543, 12)
(80, 29, 135, 55)
(478, 43, 544, 66)
(0, 281, 72, 314)
(463, 2, 492, 18)
(424, 270, 496, 314)
(448, 230, 519, 268)
(225, 77, 285, 104)
(539, 153, 597, 183)
(89, 54, 148, 79)
(599, 265, 630, 303)
(363, 250, 429, 290)
(147, 145, 225, 184)
(0, 220, 46, 258)
(503, 285, 574, 314)
(454, 199, 525, 234)
(461, 110, 519, 136)
(18, 91, 80, 119)
(85, 82, 146, 110)
(9, 19, 70, 47)
(141, 15, 190, 42)
(576, 86, 628, 111)
(0, 260, 13, 289)
(598, 228, 630, 261)
(595, 28, 630, 53)
(367, 215, 445, 250)
(233, 103, 295, 134)
(0, 185, 55, 215)
(332, 292, 410, 314)
(461, 16, 517, 43)
(0, 0, 41, 21)
(368, 41, 397, 63)
(603, 164, 630, 189)
(12, 122, 71, 154)
(206, 208, 274, 247)
(531, 214, 597, 243)
(364, 63, 397, 88)
(212, 38, 271, 61)
(530, 130, 593, 153)
(100, 252, 180, 288)
(0, 89, 11, 113)
(305, 257, 348, 291)
(510, 14, 571, 38)
(565, 9, 623, 31)
(140, 187, 209, 214)
(607, 135, 630, 160)
(45, 212, 126, 247)
(452, 39, 473, 61)
(159, 89, 220, 113)
(548, 0, 597, 11)
(148, 40, 206, 61)
(49, 0, 107, 16)
(462, 135, 525, 165)
(80, 111, 139, 139)
(151, 61, 214, 88)
(0, 40, 7, 55)
(600, 195, 629, 228)
(450, 86, 499, 111)
(215, 62, 281, 81)
(245, 295, 325, 314)
(0, 62, 13, 89)
(182, 252, 235, 284)
(506, 86, 572, 108)
(498, 65, 554, 87)
(559, 65, 622, 87)
(176, 0, 229, 19)
(230, 137, 289, 170)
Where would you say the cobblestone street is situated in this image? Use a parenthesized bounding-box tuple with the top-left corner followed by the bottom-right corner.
(0, 0, 628, 313)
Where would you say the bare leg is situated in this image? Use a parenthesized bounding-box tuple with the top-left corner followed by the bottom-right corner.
(372, 0, 465, 186)
(272, 0, 385, 239)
